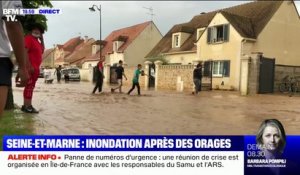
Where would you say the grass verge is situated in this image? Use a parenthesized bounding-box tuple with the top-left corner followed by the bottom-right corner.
(0, 110, 34, 150)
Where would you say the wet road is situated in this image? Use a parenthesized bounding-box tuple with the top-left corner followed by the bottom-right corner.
(12, 79, 300, 135)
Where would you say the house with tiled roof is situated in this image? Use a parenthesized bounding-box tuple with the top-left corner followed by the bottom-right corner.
(41, 48, 54, 68)
(42, 36, 99, 68)
(79, 21, 162, 70)
(80, 40, 104, 69)
(65, 37, 95, 67)
(146, 14, 215, 65)
(147, 0, 300, 91)
(100, 21, 162, 66)
(53, 36, 85, 66)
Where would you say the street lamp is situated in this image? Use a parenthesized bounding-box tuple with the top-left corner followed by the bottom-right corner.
(89, 4, 102, 60)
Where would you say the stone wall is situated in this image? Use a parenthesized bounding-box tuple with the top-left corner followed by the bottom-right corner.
(156, 65, 194, 91)
(155, 64, 212, 91)
(248, 55, 260, 95)
(274, 65, 300, 92)
(113, 66, 146, 88)
(124, 66, 146, 88)
(97, 60, 300, 94)
(103, 63, 212, 92)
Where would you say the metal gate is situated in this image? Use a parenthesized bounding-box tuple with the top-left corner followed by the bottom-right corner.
(203, 61, 213, 90)
(110, 66, 118, 84)
(258, 56, 275, 93)
(92, 66, 97, 83)
(148, 63, 155, 88)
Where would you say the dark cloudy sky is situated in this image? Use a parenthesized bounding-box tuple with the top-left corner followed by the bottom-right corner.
(43, 1, 300, 49)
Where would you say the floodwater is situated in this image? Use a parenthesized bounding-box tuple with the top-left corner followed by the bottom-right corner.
(12, 79, 300, 135)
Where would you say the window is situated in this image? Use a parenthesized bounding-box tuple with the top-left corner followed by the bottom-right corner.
(92, 45, 98, 54)
(196, 28, 205, 40)
(216, 26, 224, 41)
(69, 69, 79, 74)
(207, 24, 229, 43)
(173, 34, 180, 48)
(212, 60, 230, 77)
(203, 61, 212, 77)
(213, 61, 223, 76)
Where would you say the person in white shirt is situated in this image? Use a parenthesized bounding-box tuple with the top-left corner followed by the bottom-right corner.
(0, 1, 29, 117)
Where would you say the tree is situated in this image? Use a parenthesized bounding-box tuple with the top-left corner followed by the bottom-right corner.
(20, 0, 53, 34)
(5, 0, 53, 110)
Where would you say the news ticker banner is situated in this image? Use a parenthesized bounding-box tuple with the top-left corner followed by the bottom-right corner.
(1, 135, 300, 175)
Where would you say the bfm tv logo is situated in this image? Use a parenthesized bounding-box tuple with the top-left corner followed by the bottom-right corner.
(3, 8, 61, 21)
(3, 9, 20, 22)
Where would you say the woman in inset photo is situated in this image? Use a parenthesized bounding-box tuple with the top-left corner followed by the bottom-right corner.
(256, 119, 286, 159)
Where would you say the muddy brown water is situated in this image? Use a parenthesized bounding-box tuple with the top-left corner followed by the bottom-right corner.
(12, 79, 300, 135)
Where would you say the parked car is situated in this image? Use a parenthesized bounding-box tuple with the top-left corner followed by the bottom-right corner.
(61, 67, 80, 81)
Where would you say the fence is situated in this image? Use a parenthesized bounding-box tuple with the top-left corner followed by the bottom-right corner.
(79, 68, 93, 82)
(111, 66, 146, 88)
(80, 60, 300, 94)
(274, 65, 300, 92)
(80, 62, 211, 92)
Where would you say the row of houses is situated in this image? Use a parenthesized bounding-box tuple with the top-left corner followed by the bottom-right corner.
(42, 21, 162, 68)
(43, 0, 300, 94)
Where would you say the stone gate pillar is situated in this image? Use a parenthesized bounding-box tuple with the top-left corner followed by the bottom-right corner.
(144, 61, 151, 90)
(240, 57, 250, 96)
(104, 63, 111, 84)
(248, 53, 262, 95)
(154, 60, 163, 91)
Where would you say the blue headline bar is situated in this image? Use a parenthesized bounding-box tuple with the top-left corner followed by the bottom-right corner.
(3, 135, 244, 151)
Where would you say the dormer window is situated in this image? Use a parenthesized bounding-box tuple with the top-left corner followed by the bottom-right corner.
(172, 34, 180, 48)
(113, 41, 119, 52)
(112, 35, 127, 52)
(100, 40, 107, 49)
(207, 24, 229, 44)
(92, 45, 100, 55)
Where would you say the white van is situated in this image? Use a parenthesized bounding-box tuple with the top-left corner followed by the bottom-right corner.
(61, 67, 80, 81)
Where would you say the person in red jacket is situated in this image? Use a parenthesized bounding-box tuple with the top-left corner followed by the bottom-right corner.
(21, 23, 45, 113)
(92, 60, 104, 94)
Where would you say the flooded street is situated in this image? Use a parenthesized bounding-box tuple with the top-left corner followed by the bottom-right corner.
(12, 79, 300, 135)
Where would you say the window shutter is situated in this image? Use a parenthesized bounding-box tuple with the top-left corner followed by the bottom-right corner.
(204, 61, 211, 76)
(223, 24, 229, 42)
(223, 60, 230, 77)
(207, 27, 211, 43)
